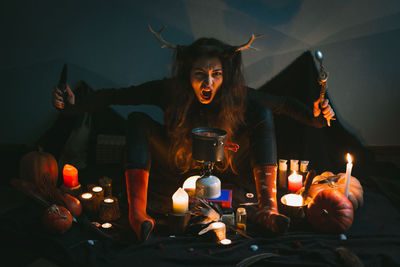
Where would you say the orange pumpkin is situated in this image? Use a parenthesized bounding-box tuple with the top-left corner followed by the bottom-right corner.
(307, 171, 363, 210)
(42, 205, 73, 234)
(307, 189, 354, 234)
(19, 149, 59, 196)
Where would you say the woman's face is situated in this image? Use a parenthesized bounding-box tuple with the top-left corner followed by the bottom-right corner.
(190, 57, 223, 104)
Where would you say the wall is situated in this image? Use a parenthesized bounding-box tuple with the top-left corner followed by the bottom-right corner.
(1, 0, 399, 146)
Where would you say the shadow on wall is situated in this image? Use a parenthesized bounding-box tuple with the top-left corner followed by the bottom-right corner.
(0, 60, 163, 145)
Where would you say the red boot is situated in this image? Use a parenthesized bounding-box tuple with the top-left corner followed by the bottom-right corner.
(254, 165, 290, 233)
(125, 169, 155, 241)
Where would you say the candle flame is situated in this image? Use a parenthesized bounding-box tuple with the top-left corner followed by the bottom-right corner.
(347, 153, 352, 163)
(81, 193, 93, 199)
(101, 222, 112, 229)
(282, 193, 303, 207)
(92, 186, 103, 193)
(210, 222, 225, 229)
(104, 198, 114, 203)
(220, 239, 232, 245)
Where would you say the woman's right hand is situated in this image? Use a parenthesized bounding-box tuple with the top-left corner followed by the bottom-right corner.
(52, 84, 75, 109)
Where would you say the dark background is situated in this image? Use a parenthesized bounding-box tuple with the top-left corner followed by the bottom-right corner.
(1, 0, 399, 148)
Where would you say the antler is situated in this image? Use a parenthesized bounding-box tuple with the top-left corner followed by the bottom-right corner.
(235, 33, 264, 52)
(147, 24, 177, 50)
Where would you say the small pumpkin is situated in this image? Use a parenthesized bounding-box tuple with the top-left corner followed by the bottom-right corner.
(307, 171, 363, 210)
(19, 149, 58, 197)
(63, 193, 82, 217)
(307, 189, 354, 234)
(42, 205, 73, 234)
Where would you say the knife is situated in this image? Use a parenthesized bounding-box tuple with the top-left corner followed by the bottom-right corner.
(58, 64, 68, 100)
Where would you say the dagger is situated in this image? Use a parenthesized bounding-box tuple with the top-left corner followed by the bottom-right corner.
(58, 64, 68, 101)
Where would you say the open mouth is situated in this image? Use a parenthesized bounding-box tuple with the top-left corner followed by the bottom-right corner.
(200, 88, 212, 101)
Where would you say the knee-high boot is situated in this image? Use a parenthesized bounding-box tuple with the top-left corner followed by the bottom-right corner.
(253, 165, 290, 233)
(125, 169, 155, 241)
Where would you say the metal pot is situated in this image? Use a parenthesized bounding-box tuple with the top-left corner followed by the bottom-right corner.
(191, 127, 227, 162)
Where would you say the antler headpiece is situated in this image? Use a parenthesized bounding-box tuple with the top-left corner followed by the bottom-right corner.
(147, 24, 263, 53)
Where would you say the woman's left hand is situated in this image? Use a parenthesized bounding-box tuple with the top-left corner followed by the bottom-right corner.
(313, 98, 335, 126)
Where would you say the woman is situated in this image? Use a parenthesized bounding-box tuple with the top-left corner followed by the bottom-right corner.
(53, 28, 334, 241)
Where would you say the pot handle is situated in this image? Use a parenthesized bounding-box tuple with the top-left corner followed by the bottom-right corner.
(225, 142, 239, 152)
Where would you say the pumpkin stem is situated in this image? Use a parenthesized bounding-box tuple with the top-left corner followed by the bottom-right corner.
(321, 209, 329, 217)
(49, 204, 67, 219)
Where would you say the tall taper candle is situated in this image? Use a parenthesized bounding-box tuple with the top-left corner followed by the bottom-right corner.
(344, 153, 353, 198)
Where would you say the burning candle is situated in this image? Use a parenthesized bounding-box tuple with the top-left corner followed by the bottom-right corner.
(282, 193, 303, 207)
(344, 153, 353, 198)
(90, 186, 104, 212)
(101, 222, 112, 229)
(219, 238, 232, 245)
(172, 187, 189, 214)
(182, 175, 200, 197)
(211, 222, 226, 242)
(79, 192, 97, 214)
(81, 193, 93, 199)
(99, 196, 120, 222)
(63, 164, 78, 188)
(104, 198, 114, 203)
(288, 171, 303, 191)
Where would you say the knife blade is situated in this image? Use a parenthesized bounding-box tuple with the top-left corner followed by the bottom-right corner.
(57, 64, 68, 104)
(58, 64, 67, 90)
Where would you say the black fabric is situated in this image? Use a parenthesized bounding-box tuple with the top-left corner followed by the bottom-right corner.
(1, 190, 399, 266)
(2, 51, 399, 266)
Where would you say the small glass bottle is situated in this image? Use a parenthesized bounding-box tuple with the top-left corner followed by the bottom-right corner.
(236, 207, 247, 233)
(290, 159, 299, 177)
(278, 159, 288, 189)
(299, 160, 309, 184)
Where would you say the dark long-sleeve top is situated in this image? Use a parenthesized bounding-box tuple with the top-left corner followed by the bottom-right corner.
(63, 78, 326, 128)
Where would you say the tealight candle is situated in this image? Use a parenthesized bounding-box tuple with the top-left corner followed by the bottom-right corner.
(92, 186, 102, 193)
(99, 196, 120, 222)
(288, 171, 303, 191)
(282, 193, 303, 207)
(104, 198, 114, 204)
(81, 193, 93, 199)
(344, 153, 353, 198)
(79, 192, 97, 214)
(63, 164, 78, 188)
(219, 239, 232, 245)
(280, 193, 306, 225)
(89, 186, 104, 213)
(210, 222, 226, 242)
(101, 222, 112, 229)
(172, 187, 189, 214)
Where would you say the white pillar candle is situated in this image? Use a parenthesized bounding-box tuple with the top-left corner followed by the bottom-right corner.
(172, 187, 189, 214)
(344, 153, 353, 198)
(283, 193, 303, 207)
(182, 175, 200, 197)
(288, 171, 303, 191)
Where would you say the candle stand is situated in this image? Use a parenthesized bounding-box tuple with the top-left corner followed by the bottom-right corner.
(280, 194, 308, 226)
(60, 183, 82, 198)
(167, 211, 191, 235)
(99, 197, 120, 222)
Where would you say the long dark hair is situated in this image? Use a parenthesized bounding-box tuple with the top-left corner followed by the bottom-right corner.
(164, 38, 247, 173)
